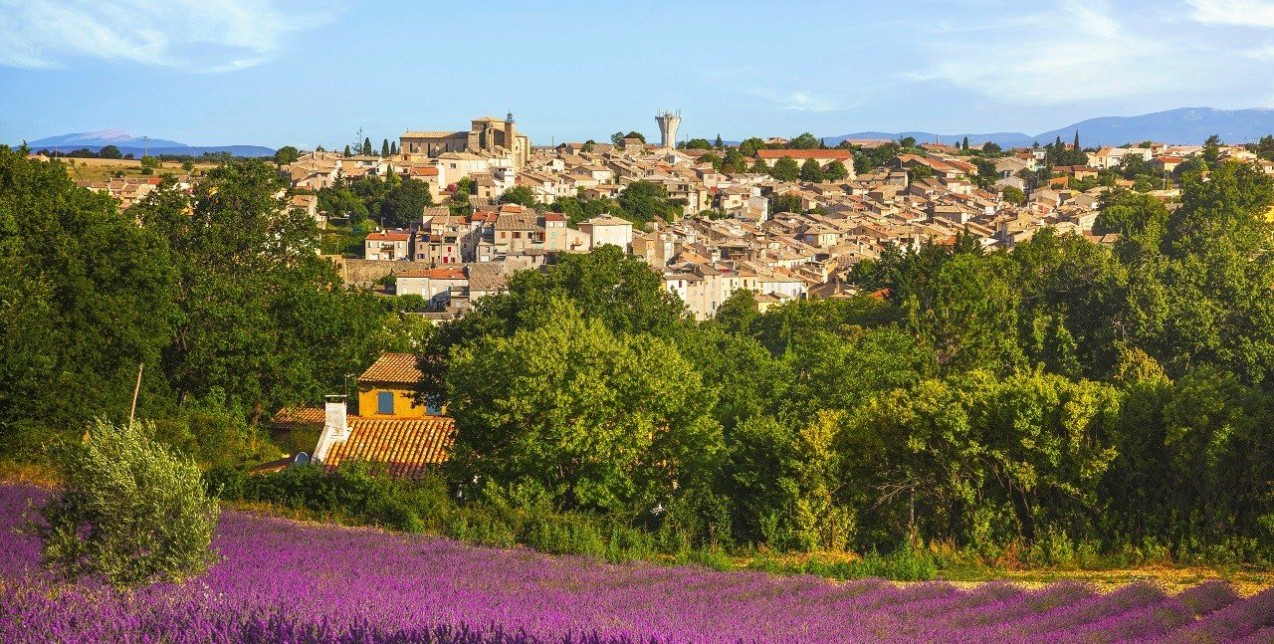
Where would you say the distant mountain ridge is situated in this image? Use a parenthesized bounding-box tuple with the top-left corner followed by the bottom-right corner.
(24, 129, 274, 158)
(827, 107, 1274, 149)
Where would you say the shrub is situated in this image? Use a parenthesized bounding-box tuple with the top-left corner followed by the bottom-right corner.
(525, 513, 606, 557)
(31, 420, 219, 587)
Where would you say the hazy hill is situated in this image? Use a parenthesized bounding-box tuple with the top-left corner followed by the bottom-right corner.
(828, 107, 1274, 148)
(25, 129, 274, 157)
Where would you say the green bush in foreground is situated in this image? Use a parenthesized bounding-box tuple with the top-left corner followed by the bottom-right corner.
(32, 420, 219, 587)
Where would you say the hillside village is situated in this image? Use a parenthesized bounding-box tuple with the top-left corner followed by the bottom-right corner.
(48, 114, 1271, 321)
(267, 114, 1268, 321)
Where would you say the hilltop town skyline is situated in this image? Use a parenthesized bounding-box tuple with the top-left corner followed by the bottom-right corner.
(21, 105, 1274, 155)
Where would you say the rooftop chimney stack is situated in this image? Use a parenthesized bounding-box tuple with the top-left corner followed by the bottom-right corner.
(313, 395, 350, 462)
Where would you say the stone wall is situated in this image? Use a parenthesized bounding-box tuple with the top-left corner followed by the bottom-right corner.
(324, 255, 428, 289)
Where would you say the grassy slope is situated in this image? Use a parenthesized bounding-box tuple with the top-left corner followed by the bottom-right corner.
(44, 157, 219, 182)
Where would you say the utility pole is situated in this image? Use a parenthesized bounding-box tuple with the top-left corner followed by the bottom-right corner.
(128, 362, 144, 427)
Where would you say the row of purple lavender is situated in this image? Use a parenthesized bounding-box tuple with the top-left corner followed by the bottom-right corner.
(0, 484, 1271, 643)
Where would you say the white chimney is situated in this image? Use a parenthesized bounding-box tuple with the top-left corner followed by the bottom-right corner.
(313, 395, 350, 462)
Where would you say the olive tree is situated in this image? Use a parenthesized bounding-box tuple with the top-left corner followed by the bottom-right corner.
(32, 419, 219, 587)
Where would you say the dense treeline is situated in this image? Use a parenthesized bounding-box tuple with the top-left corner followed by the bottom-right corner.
(0, 147, 429, 466)
(414, 161, 1274, 565)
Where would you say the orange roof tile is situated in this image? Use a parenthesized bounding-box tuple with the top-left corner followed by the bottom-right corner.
(398, 268, 467, 280)
(272, 406, 326, 427)
(359, 352, 423, 385)
(366, 231, 412, 242)
(325, 417, 455, 478)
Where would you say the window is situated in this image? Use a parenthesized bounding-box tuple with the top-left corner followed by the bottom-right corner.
(377, 391, 394, 415)
(426, 400, 442, 415)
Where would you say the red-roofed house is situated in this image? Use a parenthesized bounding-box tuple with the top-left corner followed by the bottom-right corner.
(364, 230, 413, 260)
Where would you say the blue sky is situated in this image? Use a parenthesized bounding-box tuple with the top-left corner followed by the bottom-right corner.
(3, 0, 1274, 148)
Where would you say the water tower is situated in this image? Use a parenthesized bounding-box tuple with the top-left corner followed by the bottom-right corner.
(655, 109, 681, 149)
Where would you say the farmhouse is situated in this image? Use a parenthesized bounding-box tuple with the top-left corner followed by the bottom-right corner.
(271, 352, 454, 479)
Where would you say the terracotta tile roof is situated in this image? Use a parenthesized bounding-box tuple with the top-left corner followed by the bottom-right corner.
(495, 212, 540, 231)
(325, 417, 455, 478)
(755, 149, 853, 160)
(402, 130, 466, 139)
(366, 230, 412, 242)
(398, 268, 467, 280)
(359, 352, 423, 385)
(272, 406, 326, 427)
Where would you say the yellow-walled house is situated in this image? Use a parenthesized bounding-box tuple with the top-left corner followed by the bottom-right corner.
(268, 351, 454, 479)
(357, 352, 442, 418)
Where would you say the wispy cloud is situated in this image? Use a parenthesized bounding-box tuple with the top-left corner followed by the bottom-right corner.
(0, 0, 339, 72)
(774, 91, 837, 112)
(738, 87, 841, 112)
(907, 0, 1183, 104)
(1187, 0, 1274, 27)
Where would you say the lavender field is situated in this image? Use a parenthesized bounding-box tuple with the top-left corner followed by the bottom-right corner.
(0, 485, 1272, 643)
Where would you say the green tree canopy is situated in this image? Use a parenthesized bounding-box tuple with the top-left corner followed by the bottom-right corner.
(790, 132, 820, 150)
(445, 298, 721, 512)
(0, 147, 176, 451)
(273, 146, 300, 166)
(738, 137, 765, 157)
(379, 177, 435, 228)
(771, 193, 803, 214)
(499, 185, 537, 207)
(799, 158, 824, 183)
(770, 156, 800, 181)
(132, 160, 381, 419)
(824, 160, 849, 182)
(617, 180, 681, 225)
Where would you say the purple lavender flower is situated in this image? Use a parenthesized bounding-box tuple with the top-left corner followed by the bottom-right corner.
(0, 484, 1269, 644)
